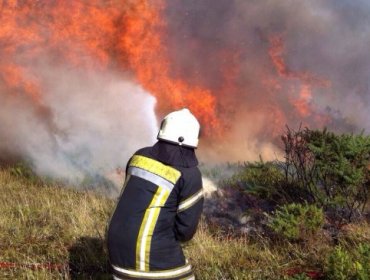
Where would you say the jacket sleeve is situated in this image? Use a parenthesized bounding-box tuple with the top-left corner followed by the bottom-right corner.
(174, 168, 204, 242)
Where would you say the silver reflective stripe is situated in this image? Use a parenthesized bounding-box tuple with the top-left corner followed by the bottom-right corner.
(112, 263, 192, 278)
(178, 189, 203, 212)
(128, 166, 174, 191)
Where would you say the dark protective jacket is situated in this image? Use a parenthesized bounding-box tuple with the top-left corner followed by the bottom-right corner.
(107, 141, 203, 280)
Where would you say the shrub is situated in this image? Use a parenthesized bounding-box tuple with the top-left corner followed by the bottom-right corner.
(326, 246, 353, 280)
(354, 243, 370, 280)
(228, 160, 286, 202)
(267, 203, 324, 241)
(227, 128, 369, 224)
(282, 127, 370, 223)
(325, 243, 370, 280)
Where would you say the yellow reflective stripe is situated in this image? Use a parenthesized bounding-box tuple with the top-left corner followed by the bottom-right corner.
(136, 188, 161, 270)
(136, 187, 170, 271)
(178, 189, 203, 212)
(145, 188, 170, 271)
(130, 155, 181, 184)
(112, 263, 193, 279)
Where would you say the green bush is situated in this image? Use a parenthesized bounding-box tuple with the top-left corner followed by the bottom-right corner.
(325, 243, 370, 280)
(326, 246, 353, 280)
(228, 160, 286, 202)
(282, 127, 370, 223)
(354, 243, 370, 280)
(227, 128, 369, 224)
(267, 203, 324, 241)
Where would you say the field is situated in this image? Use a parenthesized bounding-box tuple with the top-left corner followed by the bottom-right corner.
(0, 166, 369, 279)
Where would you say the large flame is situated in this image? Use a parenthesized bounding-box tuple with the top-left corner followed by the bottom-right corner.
(0, 1, 332, 137)
(2, 0, 367, 176)
(0, 0, 220, 136)
(117, 0, 220, 133)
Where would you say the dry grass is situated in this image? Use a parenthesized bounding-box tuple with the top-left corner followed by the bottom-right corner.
(185, 222, 334, 280)
(0, 168, 113, 279)
(0, 167, 369, 279)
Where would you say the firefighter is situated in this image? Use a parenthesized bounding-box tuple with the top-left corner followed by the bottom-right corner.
(107, 108, 203, 280)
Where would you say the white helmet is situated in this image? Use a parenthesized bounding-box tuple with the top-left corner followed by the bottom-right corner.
(157, 108, 200, 148)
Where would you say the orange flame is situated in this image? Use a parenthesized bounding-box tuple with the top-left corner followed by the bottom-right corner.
(0, 1, 333, 146)
(0, 0, 220, 135)
(117, 0, 220, 133)
(268, 35, 331, 119)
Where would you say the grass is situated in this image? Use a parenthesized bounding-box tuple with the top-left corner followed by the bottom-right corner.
(0, 166, 369, 279)
(0, 167, 113, 279)
(187, 224, 333, 280)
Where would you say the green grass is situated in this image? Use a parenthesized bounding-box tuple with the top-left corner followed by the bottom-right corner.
(0, 167, 369, 279)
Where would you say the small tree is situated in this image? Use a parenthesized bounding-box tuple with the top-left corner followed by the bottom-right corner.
(282, 127, 370, 223)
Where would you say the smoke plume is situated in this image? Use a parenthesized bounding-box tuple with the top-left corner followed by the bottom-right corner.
(1, 0, 369, 183)
(165, 0, 370, 160)
(0, 62, 157, 182)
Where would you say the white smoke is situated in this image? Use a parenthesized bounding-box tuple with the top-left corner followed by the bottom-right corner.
(0, 63, 158, 184)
